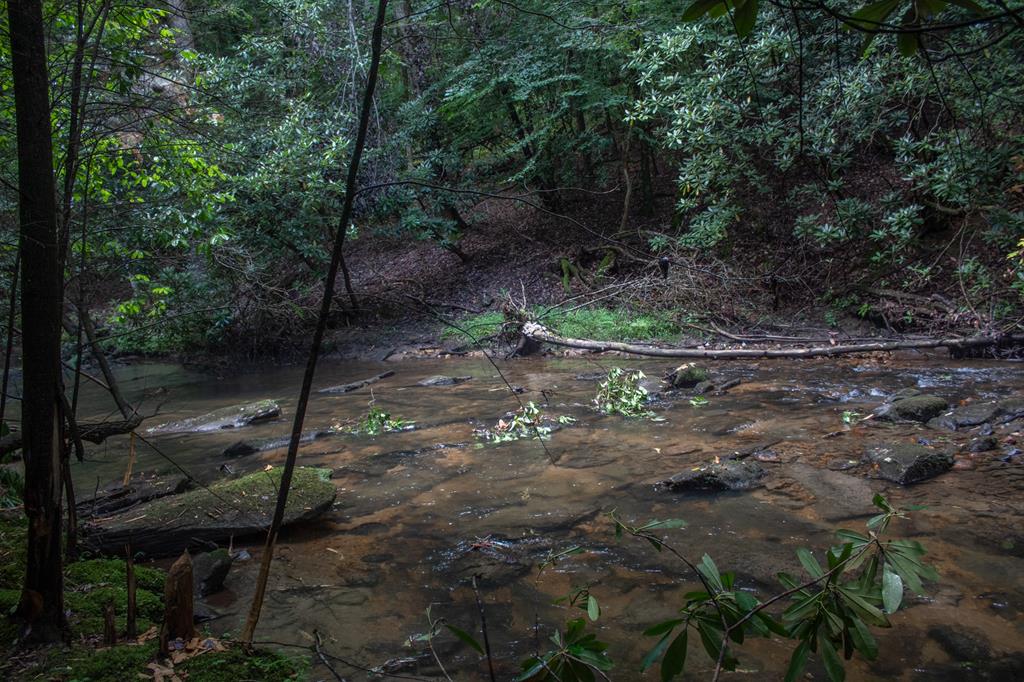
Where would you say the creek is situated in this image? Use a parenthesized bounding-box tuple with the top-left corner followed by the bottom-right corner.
(71, 354, 1024, 680)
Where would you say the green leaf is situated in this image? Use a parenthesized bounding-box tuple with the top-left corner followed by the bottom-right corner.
(881, 563, 903, 613)
(847, 612, 879, 660)
(644, 619, 684, 637)
(699, 554, 723, 591)
(784, 640, 809, 682)
(733, 0, 760, 38)
(445, 623, 484, 655)
(641, 632, 673, 672)
(818, 635, 846, 682)
(661, 630, 688, 682)
(948, 0, 985, 13)
(587, 595, 600, 622)
(797, 548, 824, 579)
(682, 0, 724, 22)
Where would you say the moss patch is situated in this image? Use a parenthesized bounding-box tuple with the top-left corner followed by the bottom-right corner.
(182, 647, 304, 681)
(65, 559, 165, 634)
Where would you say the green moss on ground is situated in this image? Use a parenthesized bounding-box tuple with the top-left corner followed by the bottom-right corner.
(65, 558, 166, 634)
(442, 307, 681, 343)
(182, 646, 304, 681)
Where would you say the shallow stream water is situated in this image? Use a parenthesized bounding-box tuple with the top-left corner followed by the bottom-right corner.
(71, 354, 1024, 680)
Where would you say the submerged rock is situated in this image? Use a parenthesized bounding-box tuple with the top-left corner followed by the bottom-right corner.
(928, 625, 991, 662)
(148, 399, 281, 433)
(872, 394, 947, 423)
(438, 535, 553, 587)
(666, 363, 708, 389)
(931, 401, 1002, 431)
(83, 467, 336, 557)
(417, 375, 472, 387)
(967, 436, 999, 453)
(867, 443, 953, 485)
(661, 460, 764, 492)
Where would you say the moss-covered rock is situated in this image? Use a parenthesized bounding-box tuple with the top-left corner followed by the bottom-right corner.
(83, 467, 336, 557)
(667, 363, 708, 389)
(873, 394, 947, 423)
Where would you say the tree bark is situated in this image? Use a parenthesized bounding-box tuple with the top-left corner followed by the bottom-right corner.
(8, 0, 67, 643)
(521, 322, 1024, 359)
(240, 0, 390, 645)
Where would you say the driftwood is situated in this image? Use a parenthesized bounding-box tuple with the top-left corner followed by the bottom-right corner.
(317, 370, 394, 394)
(521, 322, 1024, 359)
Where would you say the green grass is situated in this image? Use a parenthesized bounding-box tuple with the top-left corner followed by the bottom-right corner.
(442, 307, 681, 343)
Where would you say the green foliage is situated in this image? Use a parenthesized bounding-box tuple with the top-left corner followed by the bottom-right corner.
(615, 494, 935, 681)
(595, 367, 656, 418)
(348, 406, 413, 435)
(477, 401, 554, 443)
(517, 617, 614, 681)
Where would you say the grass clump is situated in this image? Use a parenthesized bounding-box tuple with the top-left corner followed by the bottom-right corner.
(442, 307, 680, 343)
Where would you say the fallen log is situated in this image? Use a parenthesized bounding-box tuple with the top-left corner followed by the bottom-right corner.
(317, 370, 395, 394)
(521, 322, 1024, 359)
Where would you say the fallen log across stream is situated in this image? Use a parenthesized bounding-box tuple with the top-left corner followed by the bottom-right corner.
(521, 322, 1024, 359)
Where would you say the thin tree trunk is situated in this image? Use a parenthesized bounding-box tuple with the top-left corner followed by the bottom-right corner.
(240, 0, 390, 645)
(0, 250, 21, 430)
(73, 306, 133, 420)
(8, 0, 67, 643)
(521, 322, 1024, 359)
(618, 128, 633, 233)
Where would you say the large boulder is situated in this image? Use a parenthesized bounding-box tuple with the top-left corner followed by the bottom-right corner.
(872, 395, 947, 423)
(867, 444, 953, 485)
(661, 460, 764, 492)
(148, 399, 281, 433)
(83, 467, 336, 557)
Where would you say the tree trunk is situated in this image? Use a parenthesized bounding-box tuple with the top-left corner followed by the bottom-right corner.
(8, 0, 67, 643)
(159, 551, 194, 655)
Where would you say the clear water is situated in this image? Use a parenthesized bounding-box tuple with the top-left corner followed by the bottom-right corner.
(70, 355, 1024, 679)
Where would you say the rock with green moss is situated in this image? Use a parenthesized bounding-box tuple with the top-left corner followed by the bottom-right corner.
(666, 363, 708, 389)
(148, 399, 281, 433)
(872, 394, 947, 423)
(83, 467, 336, 557)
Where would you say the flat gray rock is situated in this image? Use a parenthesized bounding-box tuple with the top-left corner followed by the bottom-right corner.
(661, 460, 764, 492)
